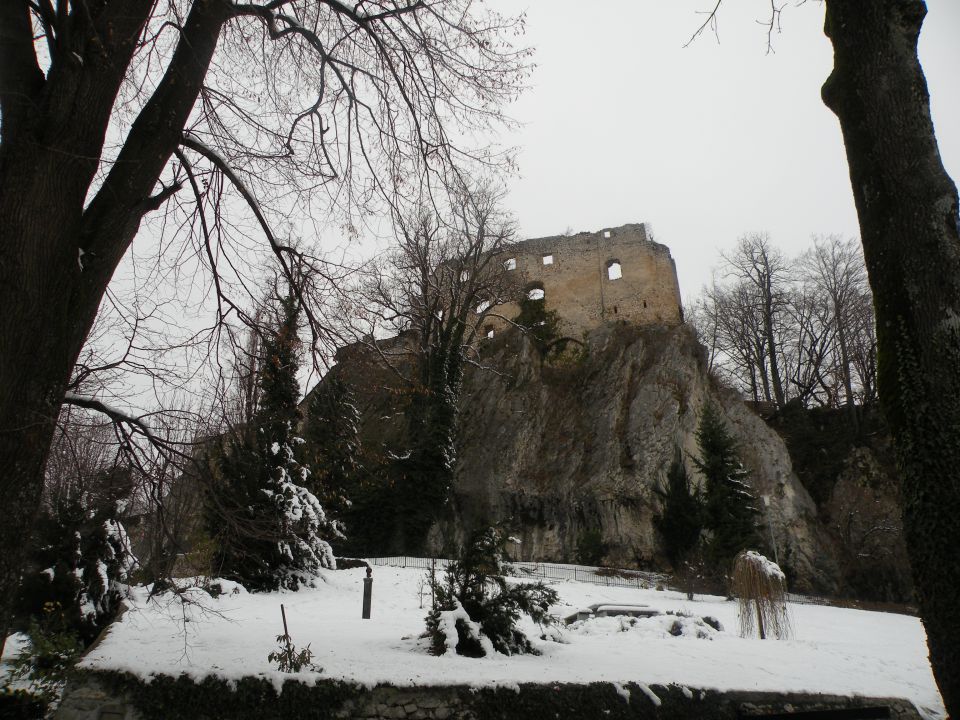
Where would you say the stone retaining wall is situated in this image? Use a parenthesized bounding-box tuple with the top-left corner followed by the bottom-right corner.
(56, 673, 924, 720)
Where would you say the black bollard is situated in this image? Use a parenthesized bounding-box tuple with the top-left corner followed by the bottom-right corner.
(362, 567, 373, 619)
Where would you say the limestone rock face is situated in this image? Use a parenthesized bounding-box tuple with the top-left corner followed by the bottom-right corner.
(443, 323, 839, 593)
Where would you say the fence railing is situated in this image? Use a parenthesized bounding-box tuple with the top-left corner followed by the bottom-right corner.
(362, 557, 918, 614)
(364, 556, 667, 590)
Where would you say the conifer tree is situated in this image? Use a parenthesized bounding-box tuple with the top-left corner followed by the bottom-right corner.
(653, 448, 703, 568)
(303, 374, 360, 523)
(426, 528, 558, 657)
(693, 402, 762, 568)
(14, 466, 137, 646)
(206, 291, 337, 591)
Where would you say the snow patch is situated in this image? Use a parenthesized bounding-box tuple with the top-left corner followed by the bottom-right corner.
(638, 683, 662, 707)
(612, 682, 630, 703)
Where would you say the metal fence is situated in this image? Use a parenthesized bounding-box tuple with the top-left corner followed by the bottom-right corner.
(366, 556, 449, 572)
(365, 556, 667, 590)
(363, 556, 915, 613)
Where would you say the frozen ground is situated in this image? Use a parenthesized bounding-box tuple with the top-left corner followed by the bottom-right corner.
(64, 566, 945, 718)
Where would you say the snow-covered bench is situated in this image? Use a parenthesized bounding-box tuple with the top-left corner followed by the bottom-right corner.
(563, 602, 660, 624)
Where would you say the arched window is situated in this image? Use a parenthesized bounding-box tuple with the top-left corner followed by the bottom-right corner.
(504, 257, 516, 271)
(607, 260, 622, 280)
(527, 287, 545, 301)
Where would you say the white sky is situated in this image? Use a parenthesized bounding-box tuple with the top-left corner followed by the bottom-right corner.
(487, 0, 960, 304)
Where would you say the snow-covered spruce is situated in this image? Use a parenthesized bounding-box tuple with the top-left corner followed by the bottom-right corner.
(15, 481, 137, 639)
(425, 528, 557, 657)
(203, 289, 339, 592)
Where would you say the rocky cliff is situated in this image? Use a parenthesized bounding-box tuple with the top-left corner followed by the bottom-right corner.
(438, 322, 838, 594)
(329, 321, 840, 594)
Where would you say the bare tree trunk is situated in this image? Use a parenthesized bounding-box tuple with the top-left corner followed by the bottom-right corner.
(836, 325, 860, 432)
(762, 277, 787, 407)
(823, 1, 960, 712)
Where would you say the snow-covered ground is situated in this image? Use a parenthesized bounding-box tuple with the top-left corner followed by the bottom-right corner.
(69, 566, 944, 718)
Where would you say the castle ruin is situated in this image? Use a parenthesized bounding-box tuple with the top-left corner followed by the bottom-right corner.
(486, 222, 683, 337)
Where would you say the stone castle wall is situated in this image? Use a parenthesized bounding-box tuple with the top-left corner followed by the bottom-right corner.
(487, 223, 683, 337)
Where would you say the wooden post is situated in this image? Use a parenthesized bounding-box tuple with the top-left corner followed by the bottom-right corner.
(756, 602, 766, 640)
(280, 604, 293, 659)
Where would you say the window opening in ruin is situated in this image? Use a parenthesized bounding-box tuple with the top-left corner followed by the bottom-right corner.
(476, 299, 491, 314)
(504, 257, 516, 271)
(603, 230, 611, 239)
(542, 254, 554, 265)
(484, 325, 494, 339)
(643, 300, 648, 308)
(613, 306, 618, 314)
(527, 287, 545, 301)
(607, 260, 622, 280)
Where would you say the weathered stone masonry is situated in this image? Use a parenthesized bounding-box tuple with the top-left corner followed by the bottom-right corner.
(488, 223, 683, 337)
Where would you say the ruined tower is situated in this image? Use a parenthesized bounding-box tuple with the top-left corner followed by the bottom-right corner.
(486, 223, 683, 337)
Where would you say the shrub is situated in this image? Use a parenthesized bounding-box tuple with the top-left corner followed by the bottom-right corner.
(731, 550, 791, 640)
(425, 528, 558, 657)
(8, 603, 84, 707)
(513, 294, 561, 356)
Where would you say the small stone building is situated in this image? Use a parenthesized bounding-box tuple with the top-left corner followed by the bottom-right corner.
(486, 223, 683, 337)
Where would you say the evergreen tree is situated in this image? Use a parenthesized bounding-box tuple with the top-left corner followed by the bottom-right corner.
(14, 466, 137, 646)
(693, 402, 762, 568)
(426, 528, 558, 657)
(302, 374, 360, 523)
(653, 448, 703, 568)
(205, 291, 337, 592)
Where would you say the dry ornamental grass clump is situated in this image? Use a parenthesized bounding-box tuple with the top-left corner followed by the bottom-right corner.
(731, 550, 792, 640)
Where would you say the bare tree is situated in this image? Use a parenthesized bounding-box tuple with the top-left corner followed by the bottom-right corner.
(0, 0, 529, 646)
(351, 183, 518, 550)
(695, 234, 876, 414)
(782, 277, 836, 408)
(720, 234, 792, 407)
(800, 236, 874, 427)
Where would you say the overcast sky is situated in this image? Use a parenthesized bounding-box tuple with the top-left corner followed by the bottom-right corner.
(486, 0, 960, 304)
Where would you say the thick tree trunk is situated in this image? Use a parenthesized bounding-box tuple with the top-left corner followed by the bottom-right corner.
(0, 0, 231, 652)
(823, 1, 960, 713)
(0, 138, 106, 656)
